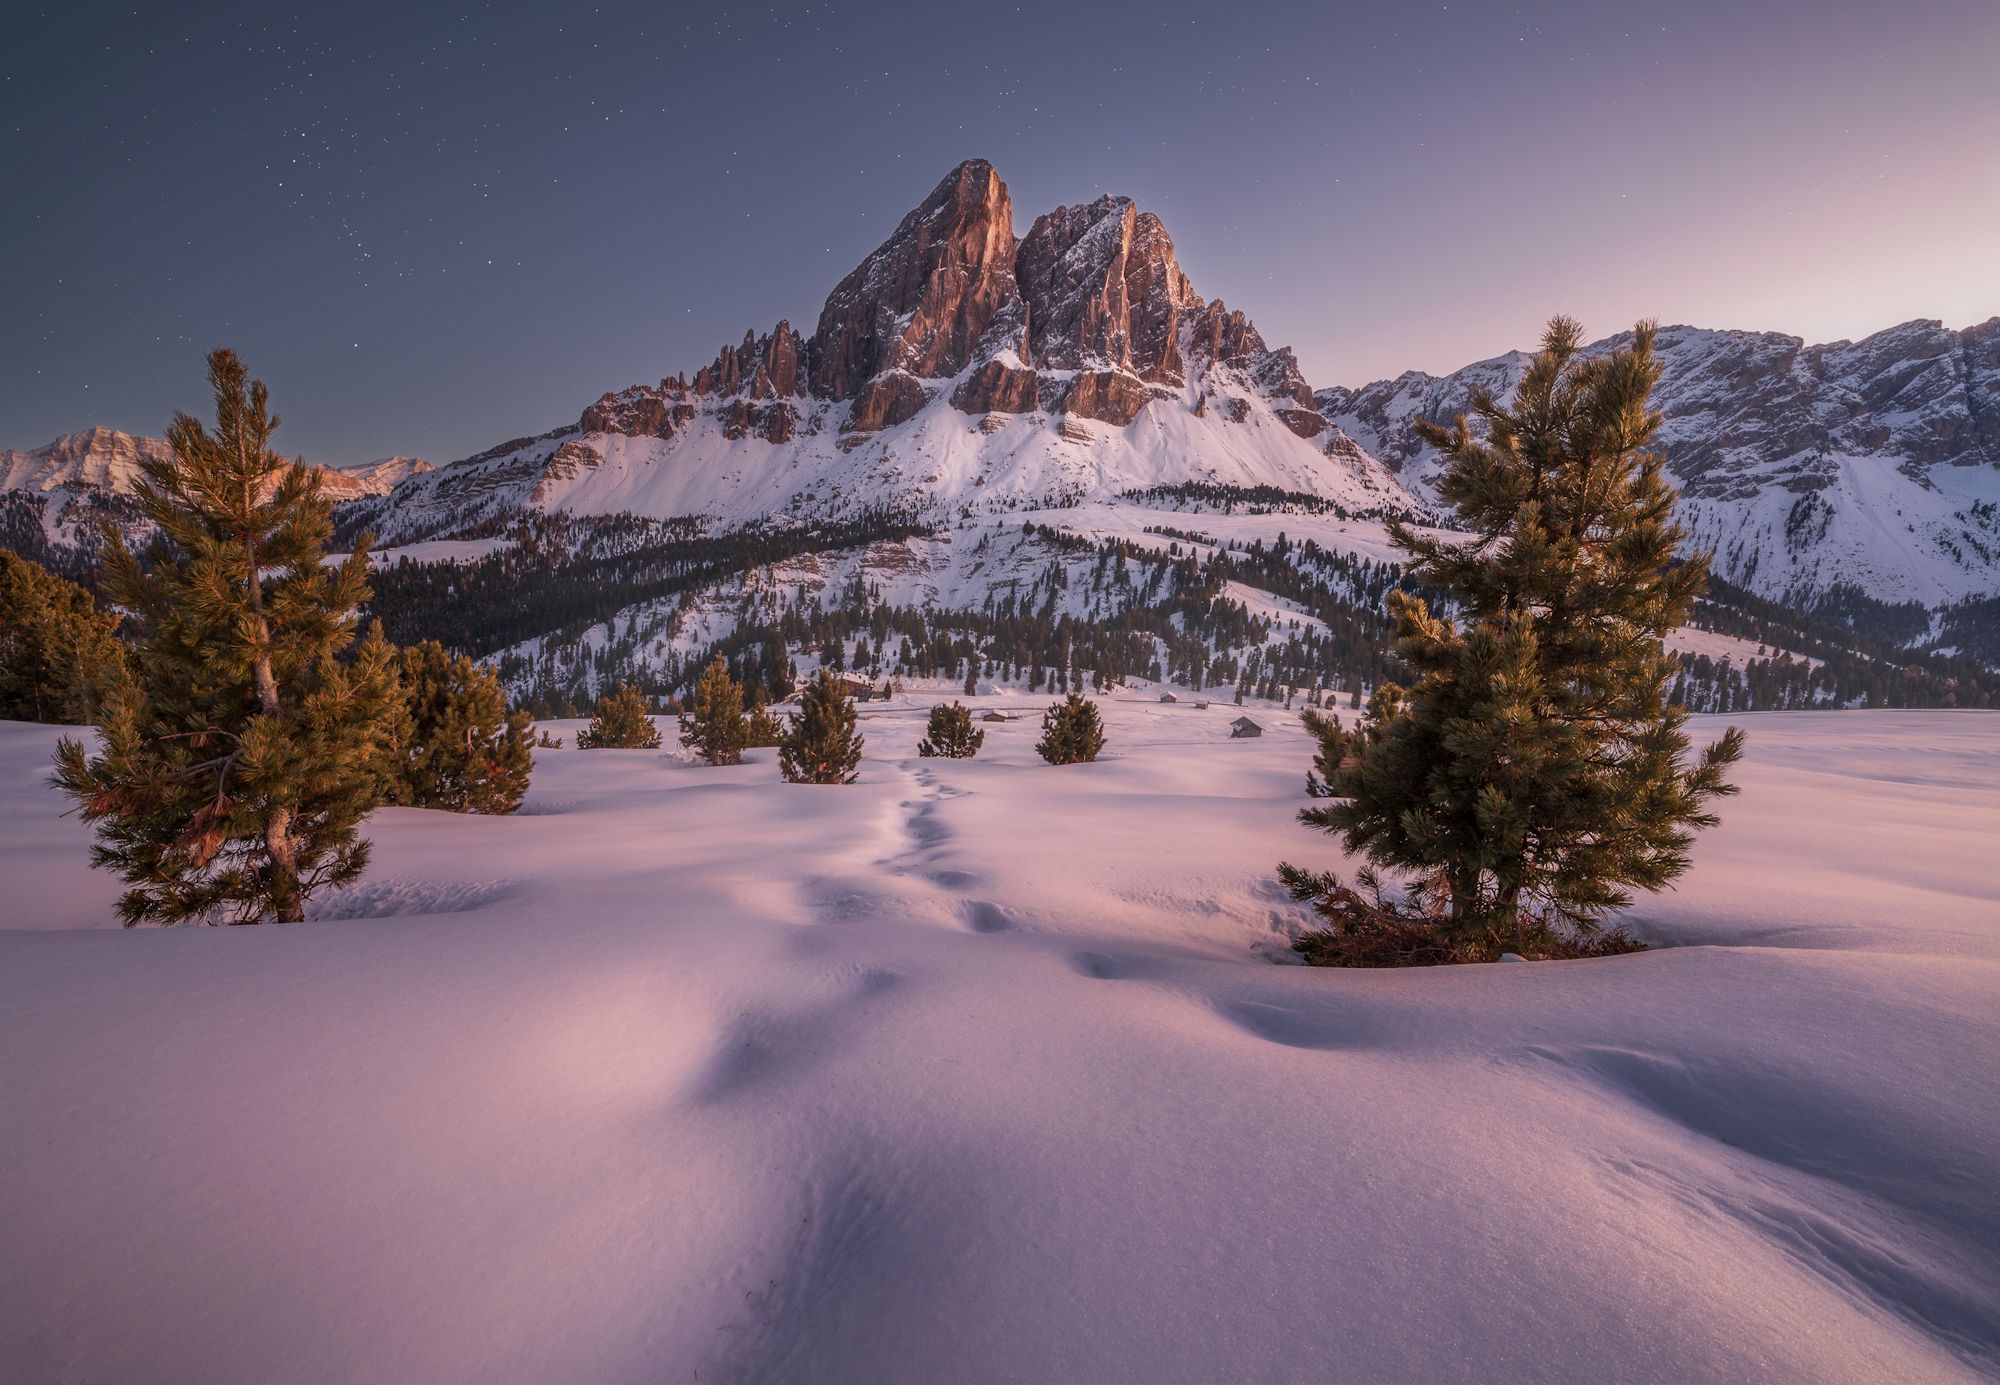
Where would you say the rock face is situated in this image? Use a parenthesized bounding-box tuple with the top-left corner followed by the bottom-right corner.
(845, 373, 932, 433)
(564, 159, 1334, 439)
(580, 385, 694, 441)
(808, 160, 1022, 402)
(1016, 196, 1193, 386)
(949, 358, 1040, 415)
(530, 441, 603, 502)
(582, 322, 809, 444)
(1059, 370, 1166, 427)
(795, 160, 1320, 433)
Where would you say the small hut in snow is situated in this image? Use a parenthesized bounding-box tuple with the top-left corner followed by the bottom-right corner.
(1230, 716, 1264, 739)
(981, 710, 1015, 723)
(1159, 692, 1179, 704)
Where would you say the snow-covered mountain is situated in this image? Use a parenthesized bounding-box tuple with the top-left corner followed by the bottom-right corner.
(1317, 319, 2000, 607)
(0, 428, 433, 554)
(0, 428, 432, 501)
(345, 159, 1409, 547)
(345, 161, 1996, 616)
(7, 162, 1992, 705)
(0, 426, 171, 495)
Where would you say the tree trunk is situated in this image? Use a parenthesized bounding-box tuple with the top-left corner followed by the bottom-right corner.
(1492, 884, 1522, 953)
(1447, 866, 1479, 936)
(265, 805, 304, 922)
(238, 436, 301, 920)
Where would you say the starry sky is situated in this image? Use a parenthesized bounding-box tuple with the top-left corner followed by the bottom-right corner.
(5, 0, 1996, 465)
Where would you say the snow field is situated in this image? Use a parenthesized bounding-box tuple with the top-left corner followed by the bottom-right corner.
(1, 706, 1996, 1383)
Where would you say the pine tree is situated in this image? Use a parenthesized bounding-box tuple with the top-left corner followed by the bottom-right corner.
(384, 635, 533, 813)
(575, 682, 661, 749)
(678, 653, 746, 765)
(51, 347, 401, 925)
(779, 668, 863, 783)
(1280, 318, 1743, 959)
(0, 550, 126, 724)
(1036, 693, 1105, 765)
(917, 701, 984, 758)
(742, 688, 786, 749)
(964, 662, 979, 697)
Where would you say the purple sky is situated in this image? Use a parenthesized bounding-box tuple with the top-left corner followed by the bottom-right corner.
(4, 0, 1995, 465)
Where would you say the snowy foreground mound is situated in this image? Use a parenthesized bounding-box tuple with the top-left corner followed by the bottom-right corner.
(1, 707, 1996, 1383)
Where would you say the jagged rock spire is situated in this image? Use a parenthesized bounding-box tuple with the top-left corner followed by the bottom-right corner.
(808, 159, 1023, 403)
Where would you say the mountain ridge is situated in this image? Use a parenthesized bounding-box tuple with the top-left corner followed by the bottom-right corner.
(8, 161, 1996, 617)
(0, 428, 433, 499)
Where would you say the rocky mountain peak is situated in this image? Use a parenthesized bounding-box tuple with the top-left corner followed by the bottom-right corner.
(1017, 195, 1194, 387)
(564, 160, 1335, 439)
(0, 427, 169, 493)
(808, 158, 1023, 412)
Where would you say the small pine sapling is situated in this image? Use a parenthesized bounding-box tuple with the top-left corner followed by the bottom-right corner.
(742, 689, 786, 749)
(575, 683, 662, 750)
(779, 668, 863, 784)
(1036, 693, 1105, 765)
(384, 635, 534, 813)
(678, 654, 747, 765)
(917, 701, 984, 759)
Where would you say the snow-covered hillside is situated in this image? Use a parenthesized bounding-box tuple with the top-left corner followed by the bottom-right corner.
(1318, 319, 2000, 607)
(480, 502, 1430, 706)
(356, 365, 1403, 545)
(2, 707, 1996, 1382)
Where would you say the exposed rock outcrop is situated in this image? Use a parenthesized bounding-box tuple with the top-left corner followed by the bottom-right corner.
(581, 384, 695, 440)
(314, 456, 435, 501)
(1276, 407, 1327, 440)
(695, 323, 806, 401)
(1058, 370, 1167, 427)
(530, 440, 603, 501)
(584, 322, 808, 444)
(845, 373, 932, 433)
(950, 358, 1040, 415)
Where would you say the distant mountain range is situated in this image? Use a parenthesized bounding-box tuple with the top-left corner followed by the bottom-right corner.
(0, 428, 430, 567)
(8, 161, 1994, 613)
(1, 427, 430, 500)
(1320, 317, 2000, 608)
(5, 160, 1995, 708)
